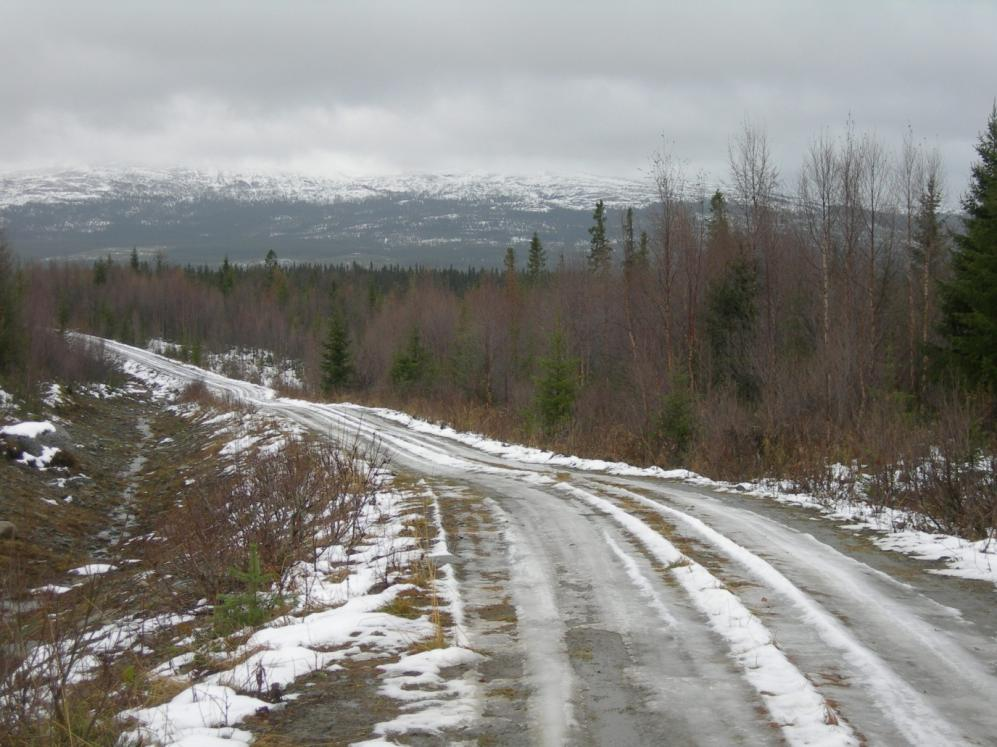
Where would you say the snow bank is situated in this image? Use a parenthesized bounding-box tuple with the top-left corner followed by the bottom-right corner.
(122, 685, 259, 746)
(1, 420, 56, 438)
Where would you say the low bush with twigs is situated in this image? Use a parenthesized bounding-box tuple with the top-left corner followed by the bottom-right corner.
(149, 432, 387, 614)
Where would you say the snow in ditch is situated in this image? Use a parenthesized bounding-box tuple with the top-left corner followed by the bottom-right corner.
(355, 405, 997, 589)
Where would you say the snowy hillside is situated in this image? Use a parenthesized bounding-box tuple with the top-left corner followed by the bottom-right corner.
(0, 168, 661, 267)
(0, 168, 658, 212)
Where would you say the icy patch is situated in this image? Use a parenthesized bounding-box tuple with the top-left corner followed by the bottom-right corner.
(487, 499, 574, 746)
(724, 481, 997, 589)
(603, 532, 677, 628)
(354, 405, 696, 481)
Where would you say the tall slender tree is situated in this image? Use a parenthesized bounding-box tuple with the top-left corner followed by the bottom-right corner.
(534, 327, 578, 434)
(588, 200, 612, 273)
(621, 207, 636, 270)
(526, 232, 547, 281)
(939, 104, 997, 391)
(321, 311, 353, 392)
(0, 236, 24, 376)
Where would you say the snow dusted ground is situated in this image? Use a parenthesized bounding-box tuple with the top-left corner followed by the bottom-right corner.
(93, 372, 479, 745)
(4, 354, 478, 746)
(121, 487, 477, 746)
(89, 336, 997, 745)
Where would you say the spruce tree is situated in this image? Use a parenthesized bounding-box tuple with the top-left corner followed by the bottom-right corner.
(705, 256, 759, 402)
(939, 104, 997, 391)
(533, 327, 578, 434)
(219, 256, 235, 295)
(503, 246, 517, 287)
(321, 311, 353, 392)
(390, 327, 431, 391)
(636, 231, 650, 267)
(588, 200, 612, 273)
(526, 232, 547, 281)
(0, 237, 24, 376)
(622, 207, 636, 270)
(708, 190, 731, 247)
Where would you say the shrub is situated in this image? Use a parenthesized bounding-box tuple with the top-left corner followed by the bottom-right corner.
(152, 433, 386, 607)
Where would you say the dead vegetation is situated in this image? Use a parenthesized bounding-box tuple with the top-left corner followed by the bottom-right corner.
(0, 380, 391, 743)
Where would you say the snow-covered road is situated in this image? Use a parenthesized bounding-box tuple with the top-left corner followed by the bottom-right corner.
(96, 337, 997, 746)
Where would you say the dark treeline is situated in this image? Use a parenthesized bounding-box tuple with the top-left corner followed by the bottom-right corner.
(3, 110, 996, 535)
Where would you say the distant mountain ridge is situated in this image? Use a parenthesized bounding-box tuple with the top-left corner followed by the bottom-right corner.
(0, 168, 660, 267)
(0, 168, 658, 211)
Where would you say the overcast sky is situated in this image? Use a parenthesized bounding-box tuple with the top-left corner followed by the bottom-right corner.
(2, 0, 995, 198)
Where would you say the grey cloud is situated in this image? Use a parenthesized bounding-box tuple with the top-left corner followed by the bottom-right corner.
(1, 0, 994, 197)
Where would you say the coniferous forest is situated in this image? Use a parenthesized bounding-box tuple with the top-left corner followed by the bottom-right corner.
(3, 110, 997, 536)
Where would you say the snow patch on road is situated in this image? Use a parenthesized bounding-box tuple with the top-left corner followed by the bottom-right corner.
(367, 484, 481, 740)
(609, 484, 984, 746)
(603, 533, 678, 628)
(487, 498, 575, 747)
(560, 483, 857, 747)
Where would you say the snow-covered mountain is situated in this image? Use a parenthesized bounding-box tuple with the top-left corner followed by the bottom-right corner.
(0, 168, 659, 267)
(0, 168, 657, 212)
